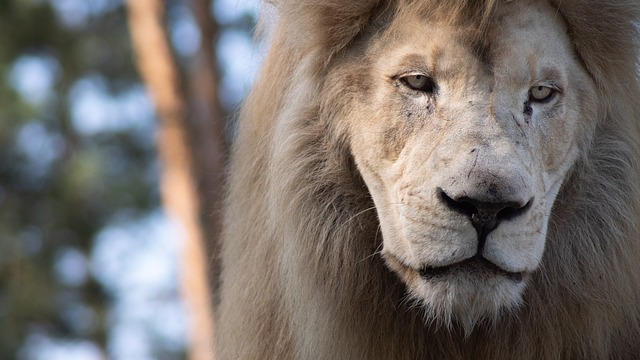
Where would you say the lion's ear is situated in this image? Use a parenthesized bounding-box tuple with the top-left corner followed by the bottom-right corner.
(551, 0, 640, 93)
(272, 0, 386, 66)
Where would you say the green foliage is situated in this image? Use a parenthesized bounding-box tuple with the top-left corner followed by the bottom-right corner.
(0, 0, 161, 358)
(0, 0, 260, 357)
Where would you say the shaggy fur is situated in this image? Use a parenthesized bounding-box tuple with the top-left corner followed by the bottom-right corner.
(216, 0, 640, 358)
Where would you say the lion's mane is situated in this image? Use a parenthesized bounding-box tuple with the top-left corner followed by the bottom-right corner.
(216, 1, 640, 359)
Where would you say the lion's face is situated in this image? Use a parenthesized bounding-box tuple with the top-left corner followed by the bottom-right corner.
(345, 1, 596, 329)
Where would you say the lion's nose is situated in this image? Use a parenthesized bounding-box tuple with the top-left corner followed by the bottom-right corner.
(437, 188, 533, 250)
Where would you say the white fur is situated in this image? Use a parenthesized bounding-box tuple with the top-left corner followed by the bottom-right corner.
(216, 0, 640, 358)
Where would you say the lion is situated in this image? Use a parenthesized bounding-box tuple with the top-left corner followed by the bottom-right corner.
(215, 0, 640, 358)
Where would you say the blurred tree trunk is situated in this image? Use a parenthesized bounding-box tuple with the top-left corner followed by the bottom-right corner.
(126, 1, 226, 359)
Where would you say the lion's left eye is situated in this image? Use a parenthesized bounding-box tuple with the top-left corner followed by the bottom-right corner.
(529, 86, 555, 103)
(402, 74, 436, 93)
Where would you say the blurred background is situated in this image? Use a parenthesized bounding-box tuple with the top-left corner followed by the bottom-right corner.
(0, 0, 262, 359)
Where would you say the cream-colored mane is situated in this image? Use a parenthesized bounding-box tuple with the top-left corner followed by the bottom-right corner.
(216, 0, 640, 359)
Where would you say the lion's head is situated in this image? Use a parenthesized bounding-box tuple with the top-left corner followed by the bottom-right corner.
(217, 0, 640, 357)
(338, 0, 596, 329)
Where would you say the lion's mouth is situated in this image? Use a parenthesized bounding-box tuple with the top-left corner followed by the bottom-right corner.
(418, 256, 524, 282)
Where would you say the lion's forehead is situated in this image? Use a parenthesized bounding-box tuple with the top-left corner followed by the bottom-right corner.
(372, 1, 574, 94)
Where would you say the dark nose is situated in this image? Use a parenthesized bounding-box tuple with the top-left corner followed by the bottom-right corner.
(437, 188, 533, 250)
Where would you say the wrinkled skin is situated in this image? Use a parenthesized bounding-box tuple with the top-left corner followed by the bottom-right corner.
(346, 0, 596, 329)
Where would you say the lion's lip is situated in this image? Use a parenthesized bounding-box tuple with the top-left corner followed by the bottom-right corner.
(418, 256, 524, 282)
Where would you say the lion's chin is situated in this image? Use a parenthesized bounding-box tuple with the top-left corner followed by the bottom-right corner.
(383, 252, 528, 334)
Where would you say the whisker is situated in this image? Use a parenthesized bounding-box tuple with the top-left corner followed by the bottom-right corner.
(346, 206, 377, 224)
(358, 241, 384, 264)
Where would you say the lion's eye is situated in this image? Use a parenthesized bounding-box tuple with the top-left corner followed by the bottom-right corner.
(529, 86, 555, 103)
(402, 74, 435, 93)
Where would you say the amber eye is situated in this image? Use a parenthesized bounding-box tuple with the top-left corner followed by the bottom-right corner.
(529, 86, 555, 103)
(402, 74, 436, 93)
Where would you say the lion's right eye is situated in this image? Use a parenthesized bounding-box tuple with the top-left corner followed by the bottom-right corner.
(401, 74, 436, 93)
(528, 85, 556, 103)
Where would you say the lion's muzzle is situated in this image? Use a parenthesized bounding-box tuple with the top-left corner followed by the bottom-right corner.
(437, 187, 534, 253)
